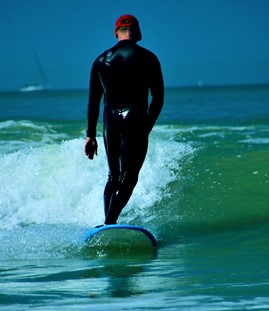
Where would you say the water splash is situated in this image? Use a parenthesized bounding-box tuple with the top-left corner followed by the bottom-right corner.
(0, 136, 194, 230)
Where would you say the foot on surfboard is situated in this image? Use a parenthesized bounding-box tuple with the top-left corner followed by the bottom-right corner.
(94, 224, 106, 228)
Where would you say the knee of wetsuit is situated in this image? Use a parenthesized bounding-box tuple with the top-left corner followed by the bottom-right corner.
(104, 174, 120, 196)
(104, 173, 120, 216)
(107, 173, 120, 183)
(120, 172, 138, 187)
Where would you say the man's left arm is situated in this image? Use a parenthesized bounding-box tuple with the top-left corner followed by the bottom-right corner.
(147, 56, 164, 133)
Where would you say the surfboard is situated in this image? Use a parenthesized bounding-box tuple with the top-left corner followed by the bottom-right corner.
(84, 224, 157, 257)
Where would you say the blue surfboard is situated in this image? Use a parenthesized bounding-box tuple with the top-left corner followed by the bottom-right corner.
(84, 224, 157, 256)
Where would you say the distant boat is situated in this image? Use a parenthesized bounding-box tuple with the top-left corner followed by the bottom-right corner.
(20, 52, 50, 92)
(20, 84, 46, 92)
(198, 79, 204, 87)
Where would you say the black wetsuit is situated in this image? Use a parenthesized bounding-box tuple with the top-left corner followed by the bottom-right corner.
(87, 39, 164, 224)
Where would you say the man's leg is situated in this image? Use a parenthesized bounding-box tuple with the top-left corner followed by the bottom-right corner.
(104, 174, 119, 216)
(103, 126, 121, 218)
(104, 172, 138, 224)
(105, 133, 148, 224)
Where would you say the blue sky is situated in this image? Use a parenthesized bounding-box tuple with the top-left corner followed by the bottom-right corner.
(1, 0, 269, 91)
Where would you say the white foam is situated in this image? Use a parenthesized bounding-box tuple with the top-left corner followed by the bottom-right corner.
(239, 138, 269, 144)
(0, 120, 68, 153)
(0, 136, 195, 229)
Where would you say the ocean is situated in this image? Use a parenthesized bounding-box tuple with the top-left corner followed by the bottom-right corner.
(0, 85, 269, 310)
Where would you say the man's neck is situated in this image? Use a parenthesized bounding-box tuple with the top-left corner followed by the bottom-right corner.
(117, 33, 132, 41)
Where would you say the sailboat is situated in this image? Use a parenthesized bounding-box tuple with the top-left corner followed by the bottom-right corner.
(20, 84, 46, 92)
(20, 52, 50, 92)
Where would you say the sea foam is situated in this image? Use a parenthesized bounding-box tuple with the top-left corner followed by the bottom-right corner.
(0, 136, 194, 229)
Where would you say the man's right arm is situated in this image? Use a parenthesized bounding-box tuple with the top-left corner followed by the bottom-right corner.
(86, 59, 103, 139)
(85, 59, 103, 159)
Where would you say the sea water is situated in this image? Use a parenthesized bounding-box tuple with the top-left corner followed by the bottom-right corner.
(0, 85, 269, 310)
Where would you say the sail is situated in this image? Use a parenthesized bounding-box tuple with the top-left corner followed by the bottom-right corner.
(20, 52, 50, 92)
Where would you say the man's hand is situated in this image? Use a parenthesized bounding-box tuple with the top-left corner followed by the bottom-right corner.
(84, 137, 98, 160)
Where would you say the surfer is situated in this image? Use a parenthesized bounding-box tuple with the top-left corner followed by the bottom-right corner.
(84, 14, 164, 225)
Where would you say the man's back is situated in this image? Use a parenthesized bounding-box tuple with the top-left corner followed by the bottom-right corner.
(94, 40, 163, 110)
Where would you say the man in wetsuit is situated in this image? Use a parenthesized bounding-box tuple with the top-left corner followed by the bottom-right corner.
(84, 14, 164, 225)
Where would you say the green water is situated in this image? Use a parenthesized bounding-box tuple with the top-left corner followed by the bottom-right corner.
(1, 87, 269, 310)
